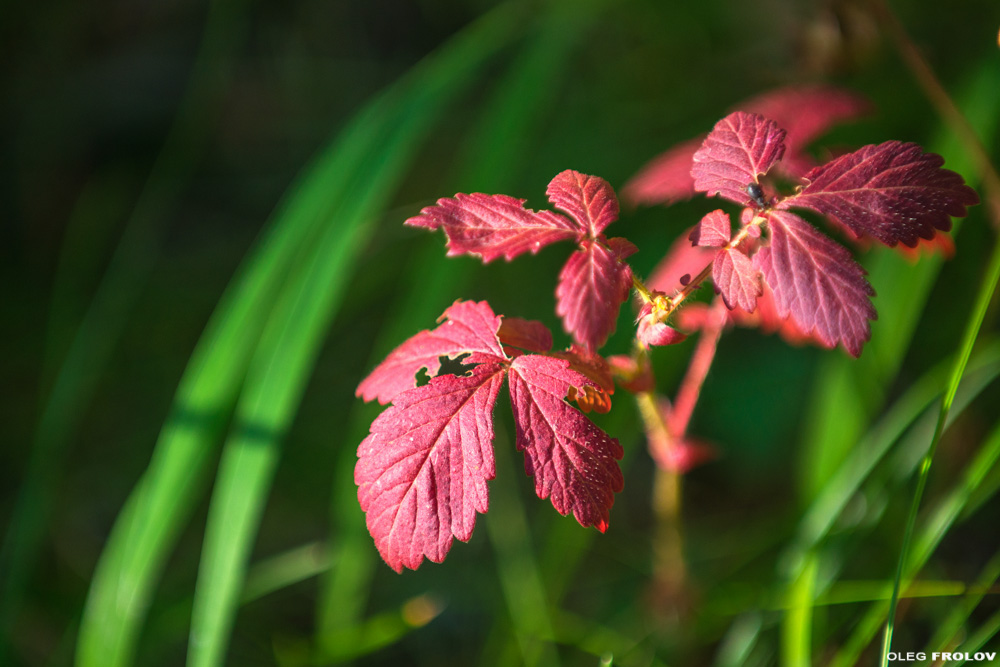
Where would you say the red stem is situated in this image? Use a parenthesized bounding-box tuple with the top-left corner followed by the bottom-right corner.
(669, 298, 727, 437)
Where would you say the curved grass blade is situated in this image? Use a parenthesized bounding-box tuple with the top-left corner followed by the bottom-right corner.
(75, 92, 399, 667)
(185, 9, 526, 667)
(0, 0, 250, 656)
(785, 57, 1000, 664)
(74, 22, 504, 665)
(879, 229, 1000, 666)
(828, 367, 1000, 667)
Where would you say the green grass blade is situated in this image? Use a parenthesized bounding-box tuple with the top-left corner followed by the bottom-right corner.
(827, 369, 1000, 667)
(185, 9, 525, 666)
(0, 0, 250, 656)
(74, 56, 429, 667)
(880, 226, 1000, 666)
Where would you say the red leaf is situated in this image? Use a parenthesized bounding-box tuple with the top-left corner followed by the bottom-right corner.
(357, 300, 507, 404)
(712, 248, 761, 312)
(783, 141, 979, 247)
(556, 240, 632, 351)
(356, 363, 507, 572)
(689, 209, 732, 247)
(507, 355, 624, 531)
(497, 317, 553, 353)
(622, 137, 703, 207)
(741, 85, 871, 178)
(754, 211, 876, 356)
(546, 170, 620, 237)
(406, 192, 580, 262)
(692, 112, 787, 205)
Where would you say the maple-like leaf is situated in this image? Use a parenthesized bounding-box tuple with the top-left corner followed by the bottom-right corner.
(556, 240, 632, 351)
(689, 209, 732, 247)
(497, 317, 553, 353)
(507, 355, 624, 531)
(357, 300, 507, 404)
(692, 112, 787, 205)
(356, 363, 506, 572)
(782, 141, 979, 248)
(622, 137, 704, 207)
(546, 170, 619, 237)
(754, 211, 876, 356)
(741, 85, 871, 178)
(405, 192, 580, 262)
(713, 248, 761, 312)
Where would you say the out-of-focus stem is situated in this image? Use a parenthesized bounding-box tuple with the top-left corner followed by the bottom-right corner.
(670, 299, 727, 436)
(635, 391, 687, 614)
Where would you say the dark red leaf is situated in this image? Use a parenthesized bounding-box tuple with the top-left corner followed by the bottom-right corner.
(507, 355, 624, 531)
(622, 137, 703, 207)
(754, 211, 876, 356)
(741, 85, 871, 178)
(712, 248, 761, 312)
(356, 363, 506, 572)
(556, 240, 632, 352)
(783, 141, 979, 247)
(497, 317, 553, 353)
(689, 209, 732, 247)
(357, 300, 507, 404)
(406, 192, 580, 262)
(546, 170, 620, 238)
(692, 112, 787, 205)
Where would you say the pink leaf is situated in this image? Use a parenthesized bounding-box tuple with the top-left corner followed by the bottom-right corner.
(713, 248, 761, 312)
(741, 85, 871, 177)
(357, 300, 507, 404)
(689, 209, 732, 247)
(498, 317, 553, 353)
(782, 141, 979, 248)
(692, 112, 787, 205)
(622, 137, 703, 207)
(356, 363, 506, 572)
(546, 170, 620, 237)
(507, 355, 624, 531)
(754, 211, 876, 356)
(406, 192, 580, 262)
(556, 240, 632, 352)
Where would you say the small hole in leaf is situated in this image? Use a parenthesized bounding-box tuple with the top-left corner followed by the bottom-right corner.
(437, 353, 473, 378)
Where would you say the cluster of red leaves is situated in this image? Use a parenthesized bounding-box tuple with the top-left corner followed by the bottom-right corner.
(355, 85, 978, 572)
(632, 86, 977, 355)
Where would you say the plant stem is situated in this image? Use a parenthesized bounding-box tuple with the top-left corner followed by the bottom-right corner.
(670, 299, 727, 436)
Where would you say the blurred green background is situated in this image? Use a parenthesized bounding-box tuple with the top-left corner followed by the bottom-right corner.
(3, 0, 1000, 665)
